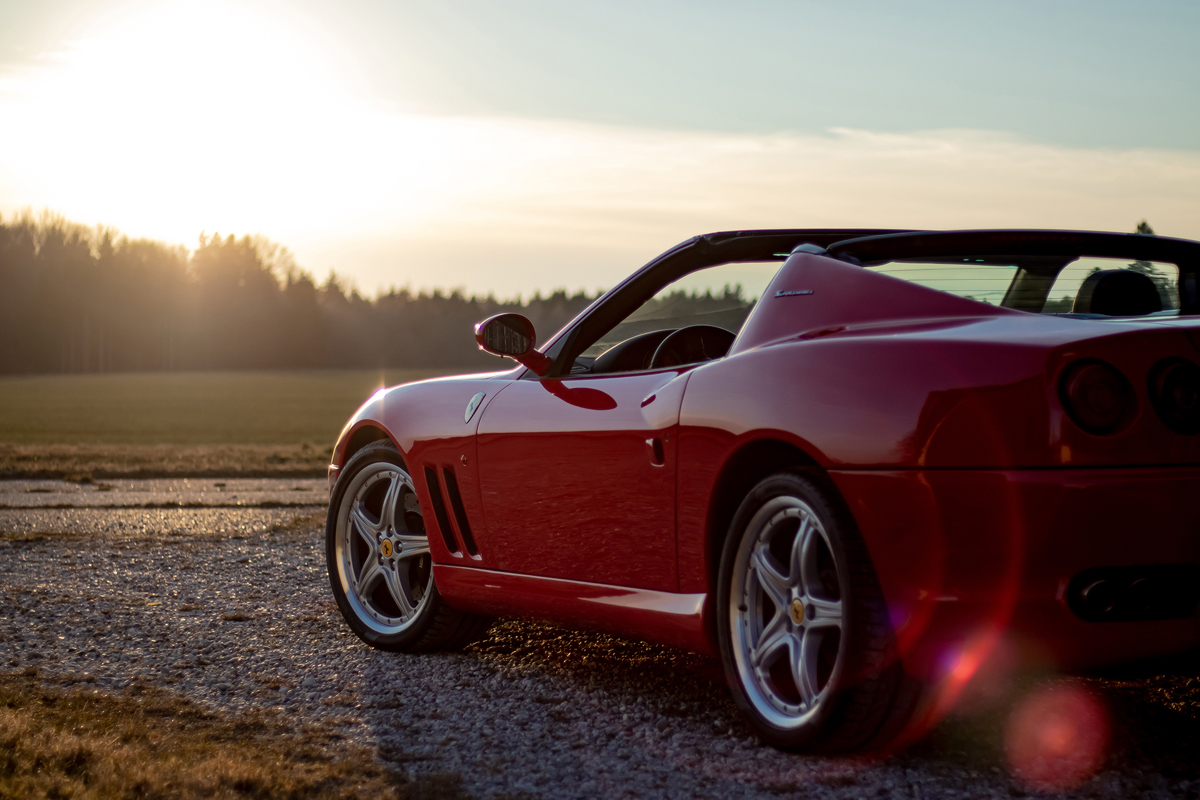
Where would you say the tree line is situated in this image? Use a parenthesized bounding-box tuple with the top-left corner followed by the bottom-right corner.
(0, 211, 606, 374)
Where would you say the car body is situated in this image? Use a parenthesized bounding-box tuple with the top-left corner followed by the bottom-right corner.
(325, 228, 1200, 751)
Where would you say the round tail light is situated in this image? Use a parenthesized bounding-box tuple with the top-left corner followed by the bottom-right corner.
(1149, 358, 1200, 434)
(1058, 360, 1136, 435)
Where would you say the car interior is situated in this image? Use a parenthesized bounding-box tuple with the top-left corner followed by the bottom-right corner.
(575, 258, 1186, 378)
(1071, 269, 1165, 316)
(570, 260, 783, 376)
(534, 229, 1200, 380)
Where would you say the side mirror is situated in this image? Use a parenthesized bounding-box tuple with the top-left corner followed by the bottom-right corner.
(474, 313, 551, 376)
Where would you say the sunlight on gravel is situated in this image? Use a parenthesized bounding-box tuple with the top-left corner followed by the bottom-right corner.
(1, 482, 1198, 799)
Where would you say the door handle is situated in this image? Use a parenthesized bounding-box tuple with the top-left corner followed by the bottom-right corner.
(646, 437, 665, 466)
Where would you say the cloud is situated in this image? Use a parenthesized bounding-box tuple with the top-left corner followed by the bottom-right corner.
(325, 122, 1200, 293)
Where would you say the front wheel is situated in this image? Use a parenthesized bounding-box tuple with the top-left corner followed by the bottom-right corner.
(326, 441, 490, 651)
(718, 470, 919, 752)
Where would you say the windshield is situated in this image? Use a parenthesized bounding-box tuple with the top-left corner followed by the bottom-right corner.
(582, 261, 782, 358)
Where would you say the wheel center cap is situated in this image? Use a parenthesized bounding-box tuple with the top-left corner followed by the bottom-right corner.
(381, 539, 394, 558)
(789, 598, 805, 625)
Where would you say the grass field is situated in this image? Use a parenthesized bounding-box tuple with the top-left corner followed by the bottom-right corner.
(0, 670, 468, 799)
(0, 369, 475, 477)
(0, 369, 467, 445)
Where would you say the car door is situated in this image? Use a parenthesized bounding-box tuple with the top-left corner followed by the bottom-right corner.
(475, 369, 688, 591)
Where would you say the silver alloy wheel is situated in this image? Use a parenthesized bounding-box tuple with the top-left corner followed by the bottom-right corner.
(730, 495, 846, 729)
(333, 462, 431, 634)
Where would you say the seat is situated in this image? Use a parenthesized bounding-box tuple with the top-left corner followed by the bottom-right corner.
(1072, 269, 1163, 316)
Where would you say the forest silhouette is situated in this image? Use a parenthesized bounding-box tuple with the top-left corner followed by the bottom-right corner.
(0, 211, 609, 374)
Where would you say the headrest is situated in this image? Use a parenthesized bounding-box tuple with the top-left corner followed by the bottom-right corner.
(1072, 269, 1163, 316)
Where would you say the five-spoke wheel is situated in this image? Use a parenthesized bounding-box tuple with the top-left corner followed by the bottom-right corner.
(719, 469, 914, 752)
(336, 460, 431, 633)
(731, 495, 844, 728)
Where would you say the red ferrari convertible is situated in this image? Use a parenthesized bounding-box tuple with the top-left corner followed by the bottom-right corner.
(325, 229, 1200, 751)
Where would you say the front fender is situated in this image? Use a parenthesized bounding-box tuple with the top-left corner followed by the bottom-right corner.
(328, 369, 520, 492)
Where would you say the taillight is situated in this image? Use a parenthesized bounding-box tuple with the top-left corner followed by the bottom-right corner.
(1149, 358, 1200, 434)
(1058, 359, 1136, 435)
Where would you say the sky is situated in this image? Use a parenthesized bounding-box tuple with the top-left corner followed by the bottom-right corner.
(0, 0, 1197, 296)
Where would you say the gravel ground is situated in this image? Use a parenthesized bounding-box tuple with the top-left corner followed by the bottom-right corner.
(1, 480, 1199, 799)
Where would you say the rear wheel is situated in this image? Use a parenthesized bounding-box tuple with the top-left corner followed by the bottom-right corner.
(718, 469, 919, 751)
(327, 441, 491, 651)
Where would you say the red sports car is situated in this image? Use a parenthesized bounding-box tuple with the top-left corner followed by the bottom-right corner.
(325, 229, 1200, 751)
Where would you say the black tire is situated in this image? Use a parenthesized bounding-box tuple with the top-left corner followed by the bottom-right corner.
(716, 469, 922, 752)
(326, 441, 492, 652)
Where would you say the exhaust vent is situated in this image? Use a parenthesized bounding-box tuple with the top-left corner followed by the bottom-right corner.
(1068, 565, 1200, 622)
(442, 467, 479, 556)
(423, 466, 459, 554)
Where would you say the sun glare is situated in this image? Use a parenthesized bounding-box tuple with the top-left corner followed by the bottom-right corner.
(1005, 683, 1110, 792)
(0, 0, 511, 244)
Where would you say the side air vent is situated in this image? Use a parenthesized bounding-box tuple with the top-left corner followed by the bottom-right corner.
(442, 467, 479, 556)
(423, 466, 460, 554)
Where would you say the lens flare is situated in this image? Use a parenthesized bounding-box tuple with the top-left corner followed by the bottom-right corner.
(1004, 683, 1109, 792)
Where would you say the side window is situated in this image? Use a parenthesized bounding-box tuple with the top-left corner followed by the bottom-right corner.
(1042, 258, 1179, 314)
(578, 261, 782, 373)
